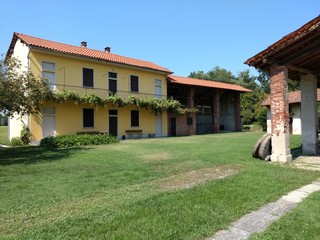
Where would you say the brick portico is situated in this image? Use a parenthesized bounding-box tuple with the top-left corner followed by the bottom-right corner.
(245, 16, 320, 162)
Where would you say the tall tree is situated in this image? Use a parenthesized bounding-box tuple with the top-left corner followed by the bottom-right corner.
(189, 66, 236, 83)
(0, 57, 50, 118)
(237, 69, 258, 91)
(237, 70, 263, 125)
(257, 70, 270, 94)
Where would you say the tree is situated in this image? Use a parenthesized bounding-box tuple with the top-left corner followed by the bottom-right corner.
(237, 69, 258, 91)
(189, 66, 236, 83)
(0, 56, 51, 118)
(257, 70, 270, 94)
(236, 70, 263, 125)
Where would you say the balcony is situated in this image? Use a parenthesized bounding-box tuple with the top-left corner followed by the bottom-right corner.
(49, 83, 167, 99)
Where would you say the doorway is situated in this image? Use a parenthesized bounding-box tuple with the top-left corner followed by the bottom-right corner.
(170, 117, 176, 136)
(109, 110, 118, 136)
(42, 107, 56, 138)
(156, 115, 162, 137)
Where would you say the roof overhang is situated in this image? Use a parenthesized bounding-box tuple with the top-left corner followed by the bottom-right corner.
(6, 32, 173, 75)
(245, 15, 320, 81)
(167, 75, 251, 93)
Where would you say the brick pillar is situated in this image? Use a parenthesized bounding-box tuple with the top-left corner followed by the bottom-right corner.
(188, 87, 194, 108)
(213, 89, 220, 132)
(234, 93, 241, 131)
(301, 74, 318, 155)
(270, 65, 292, 162)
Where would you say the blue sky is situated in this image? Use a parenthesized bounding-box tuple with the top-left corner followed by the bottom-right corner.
(1, 0, 319, 77)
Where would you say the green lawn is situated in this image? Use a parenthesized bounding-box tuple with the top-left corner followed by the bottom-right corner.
(0, 132, 319, 239)
(0, 126, 9, 145)
(251, 191, 320, 240)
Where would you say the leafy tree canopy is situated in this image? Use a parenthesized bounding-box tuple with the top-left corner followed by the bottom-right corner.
(189, 66, 236, 83)
(0, 56, 51, 117)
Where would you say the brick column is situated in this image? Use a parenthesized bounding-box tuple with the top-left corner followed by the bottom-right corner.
(270, 65, 292, 162)
(301, 74, 318, 155)
(213, 89, 221, 132)
(187, 87, 194, 108)
(234, 93, 241, 131)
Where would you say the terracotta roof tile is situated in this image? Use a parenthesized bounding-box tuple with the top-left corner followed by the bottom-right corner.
(261, 89, 320, 105)
(7, 32, 173, 74)
(167, 75, 251, 92)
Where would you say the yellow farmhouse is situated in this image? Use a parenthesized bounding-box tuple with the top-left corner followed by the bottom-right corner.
(6, 33, 250, 144)
(7, 33, 173, 144)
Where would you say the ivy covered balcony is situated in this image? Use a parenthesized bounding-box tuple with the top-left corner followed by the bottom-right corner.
(49, 83, 167, 99)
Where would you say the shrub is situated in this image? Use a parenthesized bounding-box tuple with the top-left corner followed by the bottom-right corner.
(40, 134, 120, 148)
(20, 126, 31, 145)
(242, 125, 251, 131)
(256, 106, 267, 131)
(10, 137, 25, 146)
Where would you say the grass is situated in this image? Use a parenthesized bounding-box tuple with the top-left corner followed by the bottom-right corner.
(0, 132, 319, 239)
(0, 126, 9, 145)
(250, 191, 320, 240)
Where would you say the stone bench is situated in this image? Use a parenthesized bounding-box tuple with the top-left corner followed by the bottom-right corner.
(125, 129, 143, 139)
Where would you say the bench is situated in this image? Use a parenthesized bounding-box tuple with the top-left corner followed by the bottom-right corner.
(77, 131, 108, 135)
(125, 129, 143, 139)
(148, 133, 156, 138)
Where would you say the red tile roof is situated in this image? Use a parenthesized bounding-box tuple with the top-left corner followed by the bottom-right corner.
(7, 32, 173, 74)
(167, 75, 251, 92)
(261, 89, 320, 105)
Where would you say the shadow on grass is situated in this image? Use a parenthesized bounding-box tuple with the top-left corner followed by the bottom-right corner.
(291, 145, 303, 160)
(0, 146, 92, 166)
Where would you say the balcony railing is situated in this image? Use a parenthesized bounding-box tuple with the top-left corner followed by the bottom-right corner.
(49, 83, 167, 99)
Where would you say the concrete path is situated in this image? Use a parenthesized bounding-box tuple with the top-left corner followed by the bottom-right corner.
(208, 179, 320, 240)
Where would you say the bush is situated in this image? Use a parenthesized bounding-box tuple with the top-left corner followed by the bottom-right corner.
(10, 137, 25, 146)
(20, 126, 31, 145)
(256, 106, 267, 131)
(40, 134, 120, 148)
(242, 125, 251, 131)
(251, 122, 263, 132)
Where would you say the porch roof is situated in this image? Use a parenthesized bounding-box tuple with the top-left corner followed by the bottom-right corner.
(245, 15, 320, 81)
(167, 75, 251, 93)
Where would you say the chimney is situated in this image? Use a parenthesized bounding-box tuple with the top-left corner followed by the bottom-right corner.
(81, 41, 87, 48)
(104, 46, 111, 53)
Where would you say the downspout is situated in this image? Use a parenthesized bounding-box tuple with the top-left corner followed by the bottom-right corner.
(26, 48, 31, 136)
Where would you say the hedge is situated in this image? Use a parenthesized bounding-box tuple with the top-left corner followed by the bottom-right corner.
(40, 134, 120, 148)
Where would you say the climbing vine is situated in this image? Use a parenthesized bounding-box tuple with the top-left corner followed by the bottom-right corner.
(46, 90, 196, 115)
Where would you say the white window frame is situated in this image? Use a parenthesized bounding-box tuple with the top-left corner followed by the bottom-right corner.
(155, 79, 162, 99)
(42, 61, 56, 91)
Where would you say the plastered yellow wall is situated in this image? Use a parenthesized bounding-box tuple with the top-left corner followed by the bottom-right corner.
(28, 50, 168, 141)
(30, 102, 167, 142)
(29, 51, 167, 97)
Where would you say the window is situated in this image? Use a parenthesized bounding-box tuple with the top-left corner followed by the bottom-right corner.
(83, 108, 94, 127)
(155, 79, 162, 98)
(187, 117, 193, 125)
(131, 110, 139, 127)
(108, 72, 117, 95)
(130, 75, 139, 92)
(83, 68, 94, 87)
(42, 62, 56, 90)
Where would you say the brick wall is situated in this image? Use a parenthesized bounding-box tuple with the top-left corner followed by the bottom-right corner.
(168, 112, 196, 136)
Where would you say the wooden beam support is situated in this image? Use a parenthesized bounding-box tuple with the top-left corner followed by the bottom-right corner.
(278, 40, 320, 64)
(285, 64, 315, 75)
